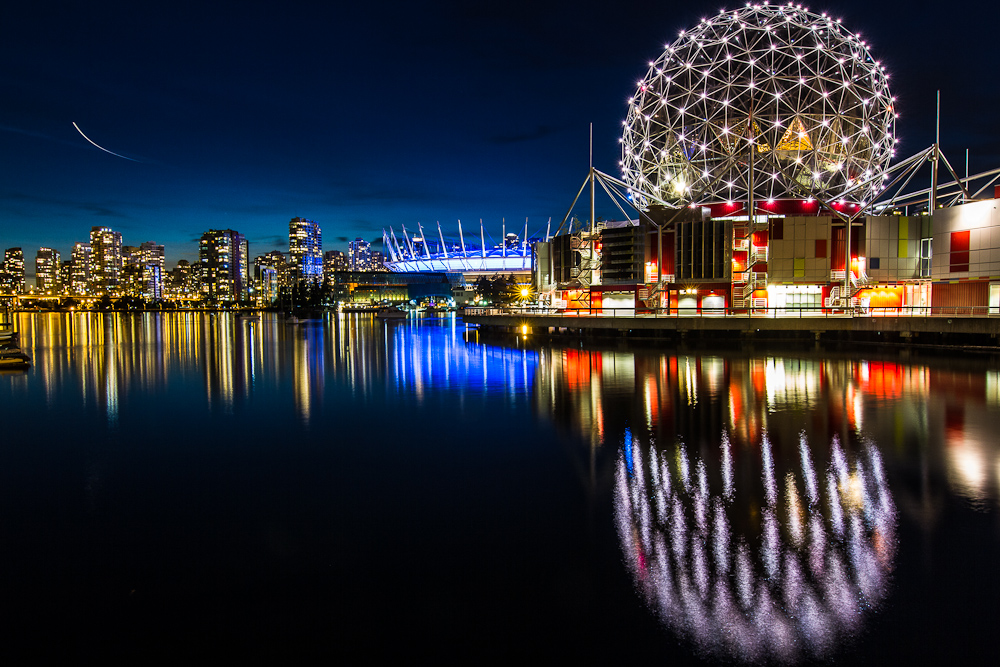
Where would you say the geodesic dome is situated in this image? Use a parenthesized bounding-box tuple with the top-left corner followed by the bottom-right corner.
(621, 3, 896, 208)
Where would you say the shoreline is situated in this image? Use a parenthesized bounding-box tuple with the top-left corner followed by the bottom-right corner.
(465, 311, 1000, 352)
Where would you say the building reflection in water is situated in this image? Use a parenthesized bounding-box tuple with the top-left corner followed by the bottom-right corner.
(536, 347, 1000, 511)
(535, 344, 1000, 660)
(16, 312, 1000, 509)
(614, 432, 896, 661)
(15, 311, 537, 428)
(8, 312, 1000, 657)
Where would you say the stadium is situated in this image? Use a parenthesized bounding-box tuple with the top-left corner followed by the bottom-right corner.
(393, 3, 1000, 315)
(382, 219, 535, 278)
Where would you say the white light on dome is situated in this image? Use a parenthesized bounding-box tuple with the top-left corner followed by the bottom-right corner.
(621, 4, 894, 207)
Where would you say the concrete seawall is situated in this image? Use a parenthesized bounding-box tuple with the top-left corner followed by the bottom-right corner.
(464, 312, 1000, 350)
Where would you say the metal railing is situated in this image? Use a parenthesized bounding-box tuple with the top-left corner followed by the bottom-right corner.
(463, 305, 1000, 319)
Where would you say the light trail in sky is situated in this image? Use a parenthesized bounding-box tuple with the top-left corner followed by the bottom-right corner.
(72, 122, 139, 162)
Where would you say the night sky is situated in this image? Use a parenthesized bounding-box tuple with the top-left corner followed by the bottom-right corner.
(2, 0, 996, 268)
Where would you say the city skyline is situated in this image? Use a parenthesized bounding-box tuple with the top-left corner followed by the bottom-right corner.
(3, 0, 997, 267)
(0, 218, 394, 297)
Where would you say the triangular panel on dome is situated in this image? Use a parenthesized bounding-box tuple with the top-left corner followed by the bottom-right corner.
(775, 117, 813, 151)
(715, 119, 747, 155)
(749, 120, 771, 153)
(816, 117, 848, 162)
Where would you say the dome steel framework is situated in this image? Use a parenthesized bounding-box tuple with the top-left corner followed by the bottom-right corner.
(621, 3, 896, 209)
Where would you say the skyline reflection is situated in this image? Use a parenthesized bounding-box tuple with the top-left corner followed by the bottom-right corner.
(15, 312, 1000, 507)
(14, 311, 538, 427)
(3, 313, 1000, 661)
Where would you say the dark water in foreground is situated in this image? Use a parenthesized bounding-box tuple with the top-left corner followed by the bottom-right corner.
(1, 312, 999, 662)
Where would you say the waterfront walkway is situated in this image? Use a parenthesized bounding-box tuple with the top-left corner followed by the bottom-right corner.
(463, 306, 1000, 348)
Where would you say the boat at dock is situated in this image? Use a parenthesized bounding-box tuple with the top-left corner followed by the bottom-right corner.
(0, 348, 31, 370)
(0, 307, 31, 370)
(375, 305, 408, 319)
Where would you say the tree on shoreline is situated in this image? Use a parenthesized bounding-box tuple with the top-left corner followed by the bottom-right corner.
(473, 274, 518, 305)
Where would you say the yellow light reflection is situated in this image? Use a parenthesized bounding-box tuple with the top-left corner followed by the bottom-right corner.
(947, 443, 988, 499)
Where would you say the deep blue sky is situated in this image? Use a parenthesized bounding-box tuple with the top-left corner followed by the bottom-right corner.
(2, 0, 995, 267)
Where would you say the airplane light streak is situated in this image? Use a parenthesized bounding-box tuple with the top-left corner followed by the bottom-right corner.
(72, 122, 139, 162)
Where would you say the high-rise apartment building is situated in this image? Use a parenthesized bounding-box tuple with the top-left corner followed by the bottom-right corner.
(122, 244, 164, 301)
(35, 247, 61, 292)
(70, 242, 92, 295)
(0, 248, 26, 294)
(348, 238, 371, 271)
(139, 242, 165, 274)
(347, 238, 385, 271)
(289, 217, 322, 283)
(122, 246, 141, 298)
(199, 229, 249, 302)
(255, 251, 288, 282)
(138, 241, 165, 300)
(60, 260, 73, 290)
(90, 226, 123, 296)
(324, 250, 348, 275)
(122, 245, 141, 296)
(254, 251, 288, 304)
(166, 260, 199, 299)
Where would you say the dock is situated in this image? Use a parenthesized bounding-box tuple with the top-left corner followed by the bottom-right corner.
(463, 307, 1000, 350)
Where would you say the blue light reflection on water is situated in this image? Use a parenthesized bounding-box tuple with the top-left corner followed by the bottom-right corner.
(7, 312, 539, 429)
(3, 312, 1000, 662)
(1, 312, 561, 660)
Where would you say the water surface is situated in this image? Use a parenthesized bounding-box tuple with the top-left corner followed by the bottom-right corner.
(2, 312, 998, 662)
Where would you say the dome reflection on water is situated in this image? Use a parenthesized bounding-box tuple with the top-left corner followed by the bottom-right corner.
(614, 431, 896, 662)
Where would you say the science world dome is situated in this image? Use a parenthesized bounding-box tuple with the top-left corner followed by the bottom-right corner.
(621, 3, 896, 208)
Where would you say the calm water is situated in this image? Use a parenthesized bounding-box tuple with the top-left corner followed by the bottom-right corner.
(2, 312, 999, 662)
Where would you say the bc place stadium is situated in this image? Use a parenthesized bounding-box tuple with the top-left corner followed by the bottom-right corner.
(382, 220, 536, 278)
(388, 3, 1000, 317)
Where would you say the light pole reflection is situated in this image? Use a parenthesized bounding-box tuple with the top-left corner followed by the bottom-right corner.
(614, 432, 896, 662)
